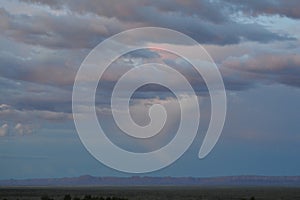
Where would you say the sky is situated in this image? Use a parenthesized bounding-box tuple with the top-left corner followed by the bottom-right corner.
(0, 0, 300, 179)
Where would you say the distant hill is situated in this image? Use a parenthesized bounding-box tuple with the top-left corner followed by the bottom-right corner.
(1, 175, 300, 187)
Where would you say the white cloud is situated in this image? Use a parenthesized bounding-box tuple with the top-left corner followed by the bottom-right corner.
(0, 104, 10, 110)
(14, 123, 34, 135)
(0, 123, 8, 136)
(0, 104, 72, 136)
(0, 104, 72, 122)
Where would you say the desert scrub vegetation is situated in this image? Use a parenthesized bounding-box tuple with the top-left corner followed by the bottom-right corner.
(39, 194, 128, 200)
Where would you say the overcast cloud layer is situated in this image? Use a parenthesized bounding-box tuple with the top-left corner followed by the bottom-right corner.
(0, 0, 299, 136)
(0, 0, 299, 178)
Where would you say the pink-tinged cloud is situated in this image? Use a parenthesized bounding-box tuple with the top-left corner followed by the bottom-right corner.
(222, 53, 300, 87)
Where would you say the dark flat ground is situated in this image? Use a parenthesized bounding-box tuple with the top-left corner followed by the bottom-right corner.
(1, 186, 300, 200)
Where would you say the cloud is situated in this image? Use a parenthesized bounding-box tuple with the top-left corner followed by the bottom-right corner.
(2, 0, 293, 49)
(0, 1, 298, 140)
(0, 104, 72, 123)
(22, 0, 300, 21)
(225, 0, 300, 19)
(0, 123, 9, 136)
(0, 7, 125, 49)
(0, 75, 73, 113)
(20, 0, 230, 23)
(14, 123, 35, 135)
(96, 47, 300, 102)
(0, 104, 72, 136)
(0, 44, 79, 87)
(222, 53, 300, 88)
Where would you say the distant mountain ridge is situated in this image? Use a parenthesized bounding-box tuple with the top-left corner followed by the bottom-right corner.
(1, 175, 300, 187)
